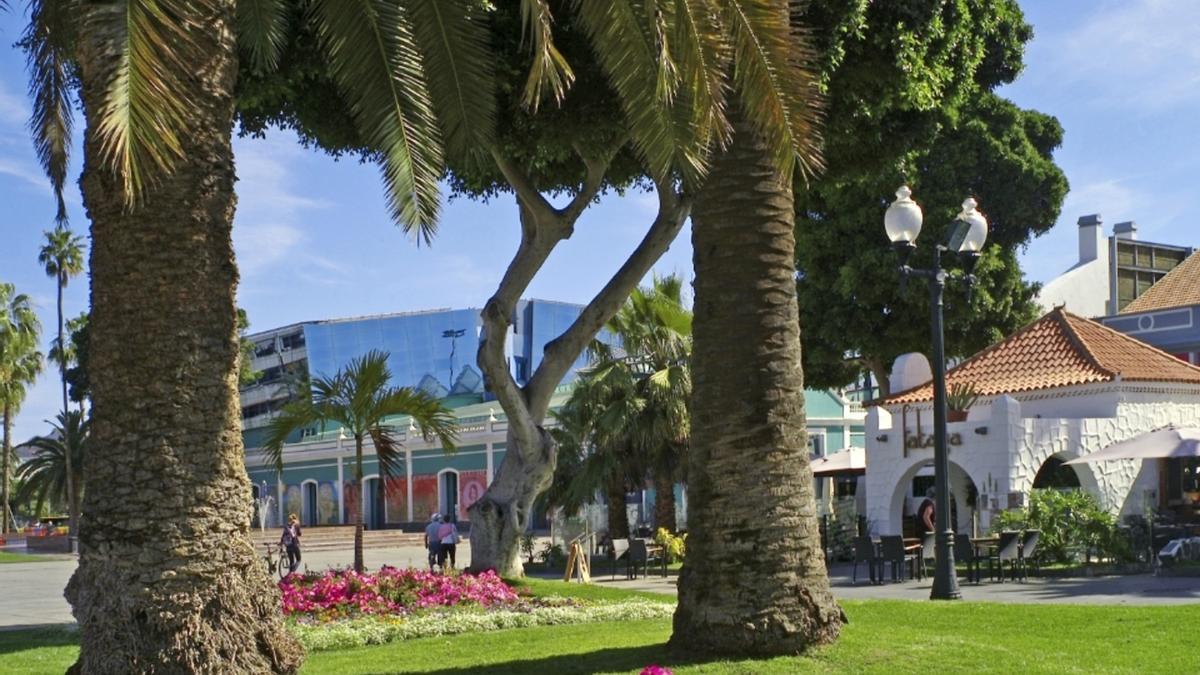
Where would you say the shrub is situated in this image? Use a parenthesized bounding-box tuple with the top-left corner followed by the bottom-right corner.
(279, 567, 518, 620)
(991, 489, 1134, 564)
(653, 528, 686, 563)
(537, 542, 566, 567)
(520, 532, 537, 565)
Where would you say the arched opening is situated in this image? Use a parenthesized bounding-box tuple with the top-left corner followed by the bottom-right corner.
(362, 476, 385, 530)
(439, 470, 460, 522)
(1033, 456, 1082, 489)
(302, 480, 318, 527)
(886, 460, 978, 537)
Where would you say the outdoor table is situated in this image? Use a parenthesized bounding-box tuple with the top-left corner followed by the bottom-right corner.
(971, 536, 1000, 582)
(870, 537, 924, 581)
(644, 543, 668, 577)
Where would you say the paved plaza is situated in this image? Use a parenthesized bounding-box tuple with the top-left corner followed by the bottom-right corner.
(4, 548, 1200, 630)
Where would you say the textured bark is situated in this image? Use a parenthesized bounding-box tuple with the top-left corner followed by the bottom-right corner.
(605, 477, 630, 540)
(64, 3, 304, 671)
(2, 403, 11, 533)
(353, 436, 365, 573)
(467, 154, 690, 574)
(652, 471, 677, 534)
(671, 110, 844, 655)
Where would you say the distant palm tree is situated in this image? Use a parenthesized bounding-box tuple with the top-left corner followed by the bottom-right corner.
(0, 283, 43, 534)
(264, 350, 457, 573)
(38, 224, 84, 536)
(554, 276, 691, 535)
(16, 411, 87, 518)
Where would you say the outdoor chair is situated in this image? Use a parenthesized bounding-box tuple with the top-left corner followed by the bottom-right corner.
(1019, 530, 1041, 580)
(627, 539, 662, 579)
(920, 533, 936, 579)
(989, 531, 1022, 582)
(608, 538, 630, 579)
(954, 532, 979, 583)
(852, 536, 882, 585)
(880, 535, 919, 582)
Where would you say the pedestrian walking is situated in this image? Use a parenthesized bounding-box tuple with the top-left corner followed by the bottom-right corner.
(281, 513, 302, 574)
(425, 513, 443, 572)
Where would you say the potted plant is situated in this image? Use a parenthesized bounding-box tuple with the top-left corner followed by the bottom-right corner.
(946, 383, 978, 422)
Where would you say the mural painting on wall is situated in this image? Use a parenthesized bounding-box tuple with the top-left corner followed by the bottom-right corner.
(343, 481, 361, 524)
(318, 482, 339, 525)
(385, 477, 407, 523)
(412, 475, 438, 521)
(459, 471, 488, 521)
(284, 484, 302, 521)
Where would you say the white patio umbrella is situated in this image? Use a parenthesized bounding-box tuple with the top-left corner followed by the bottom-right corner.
(1064, 426, 1200, 464)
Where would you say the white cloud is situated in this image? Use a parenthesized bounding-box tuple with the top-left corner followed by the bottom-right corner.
(232, 135, 334, 277)
(0, 156, 51, 195)
(1055, 0, 1200, 110)
(0, 80, 27, 127)
(1059, 178, 1139, 224)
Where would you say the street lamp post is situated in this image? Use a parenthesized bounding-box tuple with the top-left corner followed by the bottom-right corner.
(884, 185, 988, 601)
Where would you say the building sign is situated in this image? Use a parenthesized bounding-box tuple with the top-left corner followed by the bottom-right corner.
(905, 432, 963, 450)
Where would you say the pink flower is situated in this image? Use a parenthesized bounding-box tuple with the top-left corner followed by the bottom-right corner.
(640, 667, 673, 675)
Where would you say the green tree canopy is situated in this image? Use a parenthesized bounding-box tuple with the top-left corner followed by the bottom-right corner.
(792, 0, 1068, 394)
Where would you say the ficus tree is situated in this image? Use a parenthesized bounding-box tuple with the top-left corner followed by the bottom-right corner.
(791, 0, 1068, 396)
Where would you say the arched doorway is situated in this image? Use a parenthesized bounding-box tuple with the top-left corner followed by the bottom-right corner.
(362, 476, 385, 530)
(302, 480, 318, 526)
(1032, 456, 1081, 489)
(886, 460, 978, 536)
(439, 470, 459, 522)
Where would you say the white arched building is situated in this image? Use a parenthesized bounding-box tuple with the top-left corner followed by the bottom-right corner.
(864, 308, 1200, 536)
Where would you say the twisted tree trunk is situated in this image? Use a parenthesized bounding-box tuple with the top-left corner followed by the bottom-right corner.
(65, 2, 303, 670)
(671, 109, 844, 655)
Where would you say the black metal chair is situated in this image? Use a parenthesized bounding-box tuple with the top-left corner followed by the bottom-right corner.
(608, 538, 630, 579)
(954, 532, 978, 583)
(1018, 530, 1041, 580)
(989, 531, 1021, 582)
(628, 539, 661, 579)
(880, 535, 919, 582)
(852, 536, 881, 585)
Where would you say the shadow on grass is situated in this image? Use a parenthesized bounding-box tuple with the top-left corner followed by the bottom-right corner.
(0, 624, 78, 655)
(417, 643, 781, 675)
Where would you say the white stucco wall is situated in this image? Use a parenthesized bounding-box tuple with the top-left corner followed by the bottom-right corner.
(1036, 253, 1109, 318)
(865, 387, 1200, 536)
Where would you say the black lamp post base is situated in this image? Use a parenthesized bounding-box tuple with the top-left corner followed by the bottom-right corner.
(930, 530, 962, 600)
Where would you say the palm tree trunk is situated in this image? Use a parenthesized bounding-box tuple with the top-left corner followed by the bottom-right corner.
(605, 476, 630, 540)
(652, 470, 676, 534)
(64, 2, 303, 671)
(2, 403, 11, 534)
(57, 272, 78, 545)
(354, 436, 364, 573)
(671, 108, 844, 655)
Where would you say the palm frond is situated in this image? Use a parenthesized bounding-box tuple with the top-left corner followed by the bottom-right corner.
(84, 0, 213, 204)
(378, 386, 458, 452)
(671, 0, 731, 152)
(575, 0, 701, 182)
(407, 0, 495, 163)
(311, 0, 445, 237)
(262, 399, 322, 474)
(722, 0, 823, 183)
(519, 0, 574, 110)
(237, 0, 290, 72)
(25, 0, 77, 225)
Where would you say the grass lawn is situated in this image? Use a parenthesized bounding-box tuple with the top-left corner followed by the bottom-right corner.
(0, 551, 64, 564)
(3, 581, 1197, 674)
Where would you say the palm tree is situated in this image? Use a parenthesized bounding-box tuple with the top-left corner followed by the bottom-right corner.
(556, 276, 692, 536)
(264, 350, 457, 573)
(37, 223, 84, 536)
(16, 411, 87, 518)
(672, 2, 843, 656)
(0, 283, 43, 534)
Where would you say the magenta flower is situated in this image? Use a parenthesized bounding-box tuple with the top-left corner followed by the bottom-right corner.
(278, 566, 519, 618)
(640, 667, 673, 675)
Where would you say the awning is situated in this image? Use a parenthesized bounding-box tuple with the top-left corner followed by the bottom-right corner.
(1064, 426, 1200, 464)
(812, 447, 866, 476)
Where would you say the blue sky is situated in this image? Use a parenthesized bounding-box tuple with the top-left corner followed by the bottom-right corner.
(1, 0, 1198, 442)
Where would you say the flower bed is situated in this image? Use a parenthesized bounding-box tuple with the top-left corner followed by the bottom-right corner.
(279, 566, 518, 620)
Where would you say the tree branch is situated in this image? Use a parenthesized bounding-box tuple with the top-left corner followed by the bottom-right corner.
(527, 179, 692, 415)
(557, 141, 617, 225)
(489, 148, 558, 227)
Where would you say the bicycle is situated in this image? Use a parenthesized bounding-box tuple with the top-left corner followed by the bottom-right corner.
(264, 542, 289, 579)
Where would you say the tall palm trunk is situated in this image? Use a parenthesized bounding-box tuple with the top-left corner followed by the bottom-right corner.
(64, 3, 303, 670)
(57, 272, 78, 543)
(605, 476, 630, 540)
(671, 110, 843, 655)
(354, 436, 365, 573)
(652, 470, 676, 534)
(2, 403, 12, 533)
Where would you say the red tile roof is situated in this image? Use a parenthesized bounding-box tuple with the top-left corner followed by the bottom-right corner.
(1121, 250, 1200, 313)
(876, 308, 1200, 405)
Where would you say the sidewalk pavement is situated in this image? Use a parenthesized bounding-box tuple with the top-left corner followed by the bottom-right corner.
(4, 551, 1199, 630)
